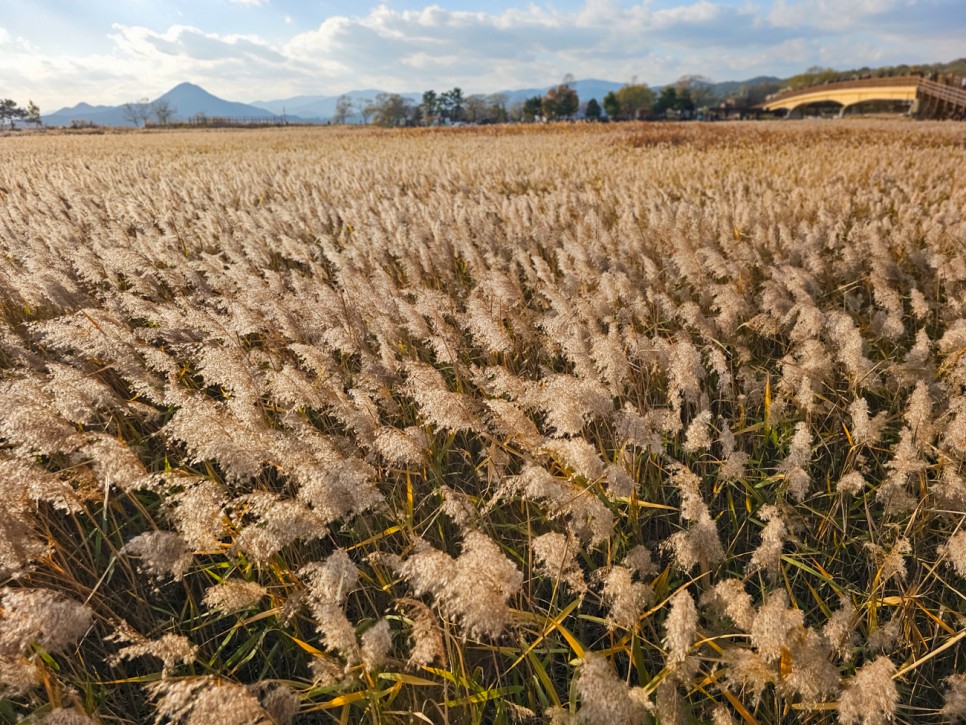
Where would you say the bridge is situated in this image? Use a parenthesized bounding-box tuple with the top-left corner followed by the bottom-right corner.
(761, 76, 966, 119)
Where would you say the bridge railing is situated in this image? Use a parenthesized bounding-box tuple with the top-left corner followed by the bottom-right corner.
(766, 76, 921, 104)
(917, 79, 966, 108)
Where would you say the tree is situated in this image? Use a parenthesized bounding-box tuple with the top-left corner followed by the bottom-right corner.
(522, 96, 543, 122)
(615, 84, 655, 120)
(0, 99, 27, 128)
(675, 75, 714, 109)
(440, 87, 464, 123)
(359, 100, 375, 125)
(332, 94, 354, 125)
(370, 93, 412, 127)
(674, 87, 695, 116)
(23, 101, 42, 127)
(464, 94, 489, 124)
(123, 98, 151, 127)
(556, 86, 579, 119)
(487, 94, 509, 124)
(602, 91, 620, 120)
(421, 90, 440, 125)
(542, 83, 579, 120)
(151, 99, 176, 125)
(584, 98, 602, 121)
(654, 86, 678, 116)
(733, 81, 781, 110)
(787, 66, 839, 90)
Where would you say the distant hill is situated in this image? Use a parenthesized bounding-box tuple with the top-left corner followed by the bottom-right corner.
(42, 102, 131, 127)
(707, 76, 783, 98)
(42, 82, 278, 127)
(156, 82, 275, 121)
(251, 90, 421, 122)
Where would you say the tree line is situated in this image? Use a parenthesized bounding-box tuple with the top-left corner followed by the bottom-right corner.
(334, 74, 742, 127)
(783, 59, 966, 92)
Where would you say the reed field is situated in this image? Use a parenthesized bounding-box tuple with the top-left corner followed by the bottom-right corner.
(1, 120, 965, 724)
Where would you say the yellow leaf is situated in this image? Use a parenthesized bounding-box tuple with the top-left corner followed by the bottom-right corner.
(319, 690, 368, 709)
(780, 647, 792, 678)
(378, 672, 439, 687)
(288, 634, 324, 657)
(547, 617, 585, 659)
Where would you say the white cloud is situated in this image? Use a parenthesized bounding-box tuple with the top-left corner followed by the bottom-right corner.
(228, 0, 270, 6)
(0, 26, 9, 45)
(0, 0, 963, 109)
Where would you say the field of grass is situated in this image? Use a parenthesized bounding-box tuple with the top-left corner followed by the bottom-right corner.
(0, 121, 965, 724)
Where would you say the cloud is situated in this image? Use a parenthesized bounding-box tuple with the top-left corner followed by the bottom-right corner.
(112, 24, 287, 64)
(1, 0, 964, 109)
(767, 0, 966, 36)
(228, 0, 270, 6)
(0, 26, 9, 45)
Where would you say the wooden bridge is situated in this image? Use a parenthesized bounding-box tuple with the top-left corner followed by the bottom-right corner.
(761, 76, 966, 119)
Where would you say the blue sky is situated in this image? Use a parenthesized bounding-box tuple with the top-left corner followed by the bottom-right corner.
(1, 0, 964, 110)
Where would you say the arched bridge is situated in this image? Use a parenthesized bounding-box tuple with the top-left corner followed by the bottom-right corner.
(761, 76, 966, 119)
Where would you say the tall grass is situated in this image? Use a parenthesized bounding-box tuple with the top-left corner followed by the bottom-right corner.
(0, 121, 964, 723)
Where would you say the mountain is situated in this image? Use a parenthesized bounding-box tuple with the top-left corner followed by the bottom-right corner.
(155, 82, 274, 121)
(251, 90, 421, 121)
(40, 75, 789, 127)
(42, 82, 277, 127)
(42, 101, 131, 127)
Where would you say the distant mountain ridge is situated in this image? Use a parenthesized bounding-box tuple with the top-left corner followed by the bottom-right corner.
(43, 76, 783, 127)
(248, 80, 628, 121)
(42, 83, 279, 127)
(156, 82, 275, 120)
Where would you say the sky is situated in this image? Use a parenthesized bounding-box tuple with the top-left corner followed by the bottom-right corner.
(1, 0, 964, 111)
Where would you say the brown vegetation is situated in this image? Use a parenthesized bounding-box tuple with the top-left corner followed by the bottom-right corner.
(0, 121, 964, 722)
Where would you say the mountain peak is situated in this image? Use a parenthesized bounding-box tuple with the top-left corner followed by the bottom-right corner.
(154, 83, 274, 120)
(159, 82, 218, 100)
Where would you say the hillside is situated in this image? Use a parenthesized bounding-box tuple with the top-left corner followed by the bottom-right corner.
(42, 83, 276, 127)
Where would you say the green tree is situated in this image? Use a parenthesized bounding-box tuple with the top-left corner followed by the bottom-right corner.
(584, 98, 602, 121)
(486, 94, 509, 124)
(602, 91, 620, 120)
(522, 95, 543, 122)
(440, 88, 464, 123)
(654, 86, 678, 116)
(674, 87, 695, 115)
(25, 101, 42, 127)
(421, 90, 439, 125)
(0, 99, 27, 128)
(787, 66, 839, 90)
